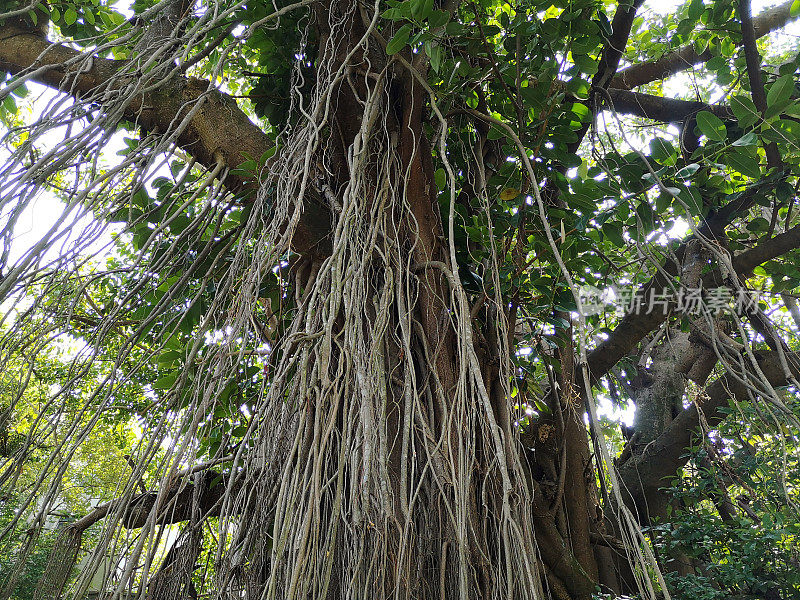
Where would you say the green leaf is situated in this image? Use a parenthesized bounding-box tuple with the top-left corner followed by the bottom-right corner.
(381, 6, 404, 19)
(445, 21, 464, 36)
(64, 7, 77, 25)
(410, 30, 433, 45)
(636, 200, 656, 233)
(154, 372, 178, 390)
(695, 110, 727, 142)
(10, 83, 29, 99)
(655, 190, 673, 212)
(773, 118, 800, 143)
(382, 0, 414, 20)
(746, 216, 769, 232)
(3, 95, 17, 114)
(434, 167, 446, 190)
(676, 163, 700, 178)
(412, 0, 433, 21)
(464, 225, 484, 242)
(766, 74, 795, 109)
(386, 24, 412, 55)
(425, 41, 442, 72)
(428, 9, 449, 28)
(577, 160, 589, 180)
(679, 187, 704, 216)
(730, 95, 759, 128)
(570, 102, 590, 121)
(157, 350, 182, 367)
(723, 147, 761, 178)
(572, 53, 598, 75)
(602, 221, 624, 247)
(650, 137, 676, 164)
(109, 10, 126, 26)
(791, 0, 800, 17)
(566, 77, 590, 100)
(487, 125, 506, 140)
(109, 206, 143, 223)
(596, 12, 613, 37)
(776, 180, 793, 202)
(731, 132, 758, 146)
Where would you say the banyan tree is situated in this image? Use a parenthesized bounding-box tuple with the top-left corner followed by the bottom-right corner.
(0, 0, 799, 597)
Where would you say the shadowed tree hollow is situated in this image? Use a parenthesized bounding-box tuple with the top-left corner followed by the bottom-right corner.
(0, 0, 799, 598)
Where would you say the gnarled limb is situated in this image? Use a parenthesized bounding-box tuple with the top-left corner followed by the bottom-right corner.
(32, 468, 236, 600)
(617, 350, 800, 523)
(587, 224, 800, 384)
(0, 25, 332, 257)
(606, 88, 732, 122)
(610, 0, 798, 90)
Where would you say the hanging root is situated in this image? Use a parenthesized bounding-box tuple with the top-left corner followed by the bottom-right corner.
(202, 8, 541, 596)
(32, 526, 83, 600)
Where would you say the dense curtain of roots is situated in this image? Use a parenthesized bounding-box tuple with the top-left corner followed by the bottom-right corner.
(196, 10, 541, 597)
(0, 1, 546, 598)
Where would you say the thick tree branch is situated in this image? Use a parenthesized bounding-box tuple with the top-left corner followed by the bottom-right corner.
(68, 468, 232, 533)
(33, 467, 234, 600)
(564, 0, 645, 160)
(729, 223, 800, 276)
(594, 0, 647, 89)
(67, 454, 239, 532)
(0, 26, 332, 257)
(587, 224, 800, 384)
(606, 88, 732, 122)
(740, 0, 770, 115)
(740, 0, 784, 170)
(610, 0, 798, 90)
(617, 350, 800, 516)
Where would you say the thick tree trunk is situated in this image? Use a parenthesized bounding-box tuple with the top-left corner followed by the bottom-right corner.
(217, 3, 614, 598)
